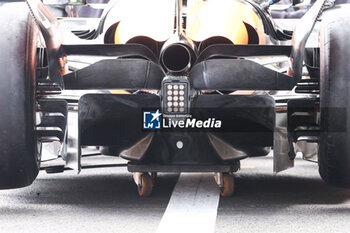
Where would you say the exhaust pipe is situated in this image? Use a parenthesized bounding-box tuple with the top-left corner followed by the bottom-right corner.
(160, 0, 196, 74)
(161, 43, 192, 73)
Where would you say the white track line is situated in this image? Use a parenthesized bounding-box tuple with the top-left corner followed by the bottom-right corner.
(156, 173, 220, 233)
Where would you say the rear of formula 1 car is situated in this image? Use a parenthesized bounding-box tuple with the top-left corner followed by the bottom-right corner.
(0, 0, 350, 196)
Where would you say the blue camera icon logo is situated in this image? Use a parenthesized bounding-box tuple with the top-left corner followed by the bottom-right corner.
(143, 110, 162, 129)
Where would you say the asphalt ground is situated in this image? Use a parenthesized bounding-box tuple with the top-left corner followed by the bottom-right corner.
(0, 154, 349, 233)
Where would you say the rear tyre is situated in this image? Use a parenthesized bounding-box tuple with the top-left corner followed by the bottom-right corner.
(0, 3, 39, 189)
(318, 7, 350, 188)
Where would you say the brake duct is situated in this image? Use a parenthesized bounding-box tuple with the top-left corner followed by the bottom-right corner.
(26, 0, 65, 88)
(290, 0, 327, 82)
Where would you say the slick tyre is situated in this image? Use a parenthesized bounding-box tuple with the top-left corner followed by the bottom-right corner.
(318, 6, 350, 188)
(0, 3, 39, 189)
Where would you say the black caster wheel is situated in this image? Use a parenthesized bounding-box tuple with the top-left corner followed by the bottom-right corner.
(149, 172, 157, 181)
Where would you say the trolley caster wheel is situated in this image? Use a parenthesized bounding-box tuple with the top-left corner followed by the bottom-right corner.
(220, 173, 235, 197)
(149, 172, 157, 181)
(135, 173, 153, 197)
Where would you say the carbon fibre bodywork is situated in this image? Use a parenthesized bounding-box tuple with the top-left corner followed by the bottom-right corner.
(79, 94, 274, 164)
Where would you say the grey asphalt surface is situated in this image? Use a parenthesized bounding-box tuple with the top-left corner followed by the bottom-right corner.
(0, 154, 349, 233)
(216, 156, 350, 233)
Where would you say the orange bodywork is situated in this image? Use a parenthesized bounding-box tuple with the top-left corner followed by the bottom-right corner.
(114, 0, 174, 44)
(113, 0, 265, 45)
(186, 0, 265, 44)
